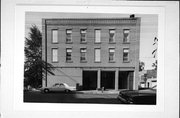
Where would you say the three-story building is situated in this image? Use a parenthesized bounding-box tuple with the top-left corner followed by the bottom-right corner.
(42, 16, 141, 90)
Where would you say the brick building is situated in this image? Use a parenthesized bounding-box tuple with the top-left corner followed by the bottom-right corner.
(42, 16, 141, 90)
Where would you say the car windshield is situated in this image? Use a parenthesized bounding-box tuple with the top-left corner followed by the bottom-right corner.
(63, 83, 69, 87)
(151, 85, 157, 90)
(53, 83, 59, 87)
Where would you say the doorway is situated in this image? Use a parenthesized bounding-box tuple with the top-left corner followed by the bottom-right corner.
(101, 71, 115, 89)
(119, 71, 134, 90)
(82, 71, 97, 90)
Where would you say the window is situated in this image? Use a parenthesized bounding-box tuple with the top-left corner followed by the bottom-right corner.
(80, 29, 87, 43)
(123, 48, 129, 62)
(95, 29, 101, 43)
(52, 48, 58, 62)
(123, 29, 130, 43)
(109, 29, 115, 43)
(66, 29, 72, 43)
(66, 48, 72, 62)
(52, 30, 58, 43)
(80, 48, 87, 62)
(94, 48, 101, 62)
(109, 48, 115, 62)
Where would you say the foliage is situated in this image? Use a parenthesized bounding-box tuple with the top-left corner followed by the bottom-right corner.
(139, 61, 145, 71)
(152, 37, 158, 70)
(152, 37, 158, 58)
(24, 25, 55, 88)
(152, 60, 157, 71)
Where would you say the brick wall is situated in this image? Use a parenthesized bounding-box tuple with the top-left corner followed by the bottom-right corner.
(42, 18, 141, 89)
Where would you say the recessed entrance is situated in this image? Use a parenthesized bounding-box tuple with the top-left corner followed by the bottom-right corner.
(82, 71, 97, 90)
(118, 71, 134, 90)
(101, 71, 115, 89)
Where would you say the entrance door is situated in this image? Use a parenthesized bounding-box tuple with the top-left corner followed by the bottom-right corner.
(118, 71, 128, 89)
(101, 71, 115, 89)
(118, 71, 134, 90)
(82, 71, 97, 90)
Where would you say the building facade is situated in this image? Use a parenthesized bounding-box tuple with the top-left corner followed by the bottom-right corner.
(42, 17, 141, 90)
(139, 70, 157, 88)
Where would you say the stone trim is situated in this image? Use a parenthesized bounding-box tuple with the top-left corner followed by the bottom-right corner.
(44, 18, 140, 26)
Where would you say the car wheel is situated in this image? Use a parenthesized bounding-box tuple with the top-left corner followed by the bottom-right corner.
(65, 89, 70, 93)
(44, 89, 49, 93)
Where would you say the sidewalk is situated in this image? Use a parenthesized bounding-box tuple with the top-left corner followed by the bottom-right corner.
(77, 90, 119, 94)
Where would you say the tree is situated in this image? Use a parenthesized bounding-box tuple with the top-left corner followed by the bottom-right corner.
(152, 37, 158, 70)
(152, 60, 157, 70)
(24, 25, 55, 88)
(139, 61, 145, 71)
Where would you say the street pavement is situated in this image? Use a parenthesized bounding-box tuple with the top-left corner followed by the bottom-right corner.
(24, 90, 122, 104)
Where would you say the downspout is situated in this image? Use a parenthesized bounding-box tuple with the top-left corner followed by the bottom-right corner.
(45, 19, 47, 87)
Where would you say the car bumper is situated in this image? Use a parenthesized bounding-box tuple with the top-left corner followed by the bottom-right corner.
(117, 96, 132, 104)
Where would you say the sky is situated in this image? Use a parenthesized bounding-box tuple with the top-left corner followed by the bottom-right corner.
(25, 12, 158, 70)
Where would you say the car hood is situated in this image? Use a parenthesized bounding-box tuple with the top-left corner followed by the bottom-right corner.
(66, 86, 76, 91)
(120, 89, 156, 97)
(41, 86, 76, 90)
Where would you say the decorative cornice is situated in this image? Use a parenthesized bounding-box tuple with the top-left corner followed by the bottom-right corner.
(44, 18, 140, 26)
(51, 66, 136, 69)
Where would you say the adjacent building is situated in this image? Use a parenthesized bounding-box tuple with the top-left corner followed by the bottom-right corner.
(139, 69, 157, 88)
(42, 16, 141, 90)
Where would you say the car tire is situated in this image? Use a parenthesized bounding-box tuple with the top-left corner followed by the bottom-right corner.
(65, 89, 70, 93)
(44, 89, 49, 93)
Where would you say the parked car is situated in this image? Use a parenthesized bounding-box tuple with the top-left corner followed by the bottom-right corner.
(117, 85, 156, 104)
(42, 83, 76, 93)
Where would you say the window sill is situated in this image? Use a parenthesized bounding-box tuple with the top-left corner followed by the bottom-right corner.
(109, 61, 115, 63)
(66, 61, 73, 63)
(123, 61, 130, 63)
(66, 42, 73, 44)
(94, 61, 101, 63)
(109, 42, 116, 44)
(80, 60, 87, 63)
(52, 61, 59, 63)
(94, 42, 101, 44)
(123, 42, 130, 44)
(80, 42, 87, 44)
(51, 42, 59, 44)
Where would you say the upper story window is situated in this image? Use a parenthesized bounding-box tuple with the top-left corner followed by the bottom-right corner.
(95, 29, 101, 43)
(109, 29, 115, 43)
(94, 48, 101, 62)
(66, 29, 72, 43)
(52, 30, 58, 43)
(80, 29, 87, 43)
(109, 48, 115, 62)
(123, 29, 130, 43)
(123, 48, 129, 62)
(80, 48, 87, 62)
(52, 48, 58, 62)
(66, 48, 72, 62)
